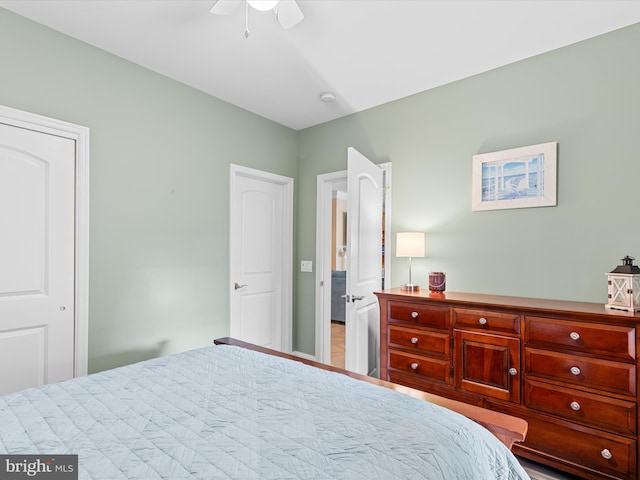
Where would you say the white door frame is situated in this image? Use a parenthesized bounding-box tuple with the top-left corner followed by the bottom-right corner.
(0, 105, 90, 377)
(314, 162, 391, 365)
(229, 164, 293, 353)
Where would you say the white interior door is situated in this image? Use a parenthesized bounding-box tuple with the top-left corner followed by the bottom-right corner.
(0, 122, 76, 395)
(345, 147, 383, 375)
(229, 164, 293, 352)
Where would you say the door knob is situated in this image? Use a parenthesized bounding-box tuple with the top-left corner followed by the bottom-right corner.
(234, 282, 247, 290)
(341, 294, 364, 302)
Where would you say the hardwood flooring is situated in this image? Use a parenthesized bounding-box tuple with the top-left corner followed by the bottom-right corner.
(330, 321, 345, 370)
(329, 321, 579, 480)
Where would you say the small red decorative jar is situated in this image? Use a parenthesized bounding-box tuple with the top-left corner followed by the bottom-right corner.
(428, 272, 446, 294)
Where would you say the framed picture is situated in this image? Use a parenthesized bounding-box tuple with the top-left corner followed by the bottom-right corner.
(472, 142, 557, 212)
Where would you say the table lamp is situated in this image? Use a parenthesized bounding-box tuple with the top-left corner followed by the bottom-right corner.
(396, 232, 425, 291)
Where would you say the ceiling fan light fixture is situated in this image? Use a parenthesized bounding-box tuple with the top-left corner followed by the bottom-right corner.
(247, 0, 279, 11)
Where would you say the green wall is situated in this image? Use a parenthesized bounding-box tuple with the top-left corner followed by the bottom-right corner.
(2, 8, 639, 361)
(295, 23, 640, 354)
(0, 9, 298, 372)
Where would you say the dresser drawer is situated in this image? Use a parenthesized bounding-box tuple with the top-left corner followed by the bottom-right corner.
(388, 302, 450, 330)
(388, 349, 451, 384)
(452, 308, 520, 335)
(525, 379, 637, 435)
(526, 348, 636, 397)
(388, 325, 450, 358)
(526, 316, 635, 361)
(520, 413, 637, 479)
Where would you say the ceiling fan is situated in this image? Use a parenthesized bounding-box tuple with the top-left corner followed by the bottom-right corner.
(209, 0, 304, 34)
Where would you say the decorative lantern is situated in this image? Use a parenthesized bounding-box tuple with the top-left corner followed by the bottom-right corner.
(605, 256, 640, 312)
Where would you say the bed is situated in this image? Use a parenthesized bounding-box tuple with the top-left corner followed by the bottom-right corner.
(0, 337, 530, 479)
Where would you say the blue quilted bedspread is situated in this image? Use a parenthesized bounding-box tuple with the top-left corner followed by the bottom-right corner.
(0, 345, 530, 479)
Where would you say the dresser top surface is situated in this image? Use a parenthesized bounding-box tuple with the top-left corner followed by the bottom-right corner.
(375, 288, 640, 322)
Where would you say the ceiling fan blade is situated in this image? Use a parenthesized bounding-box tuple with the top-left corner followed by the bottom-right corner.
(209, 0, 242, 15)
(275, 0, 304, 29)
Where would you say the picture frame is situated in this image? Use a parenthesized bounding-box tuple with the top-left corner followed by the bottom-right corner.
(472, 142, 557, 212)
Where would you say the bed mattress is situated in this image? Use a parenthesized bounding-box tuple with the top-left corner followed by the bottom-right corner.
(0, 345, 529, 479)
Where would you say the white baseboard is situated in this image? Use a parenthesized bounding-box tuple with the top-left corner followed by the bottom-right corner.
(291, 350, 316, 362)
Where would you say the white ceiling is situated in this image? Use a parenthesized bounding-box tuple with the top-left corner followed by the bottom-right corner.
(2, 0, 640, 130)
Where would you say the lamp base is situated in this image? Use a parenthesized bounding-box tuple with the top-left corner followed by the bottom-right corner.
(401, 284, 420, 292)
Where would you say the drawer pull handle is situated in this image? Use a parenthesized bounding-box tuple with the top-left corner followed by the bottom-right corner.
(570, 401, 581, 411)
(478, 317, 488, 325)
(508, 367, 517, 376)
(569, 331, 580, 341)
(570, 366, 581, 376)
(411, 311, 419, 319)
(601, 449, 612, 460)
(410, 362, 419, 370)
(410, 337, 419, 344)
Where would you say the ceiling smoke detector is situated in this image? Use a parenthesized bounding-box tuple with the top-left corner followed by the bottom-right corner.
(320, 92, 336, 103)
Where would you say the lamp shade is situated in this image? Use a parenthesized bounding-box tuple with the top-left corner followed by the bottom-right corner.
(396, 232, 425, 258)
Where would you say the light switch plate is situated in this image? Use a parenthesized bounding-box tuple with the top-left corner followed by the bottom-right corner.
(301, 260, 313, 272)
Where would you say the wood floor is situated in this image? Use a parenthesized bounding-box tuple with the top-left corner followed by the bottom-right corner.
(329, 321, 579, 480)
(330, 321, 345, 370)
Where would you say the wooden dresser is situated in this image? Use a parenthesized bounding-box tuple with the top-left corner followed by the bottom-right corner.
(375, 289, 640, 480)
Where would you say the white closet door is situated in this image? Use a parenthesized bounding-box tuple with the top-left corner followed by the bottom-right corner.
(229, 165, 293, 352)
(0, 122, 76, 395)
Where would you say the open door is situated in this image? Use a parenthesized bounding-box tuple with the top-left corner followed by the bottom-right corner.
(344, 148, 384, 376)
